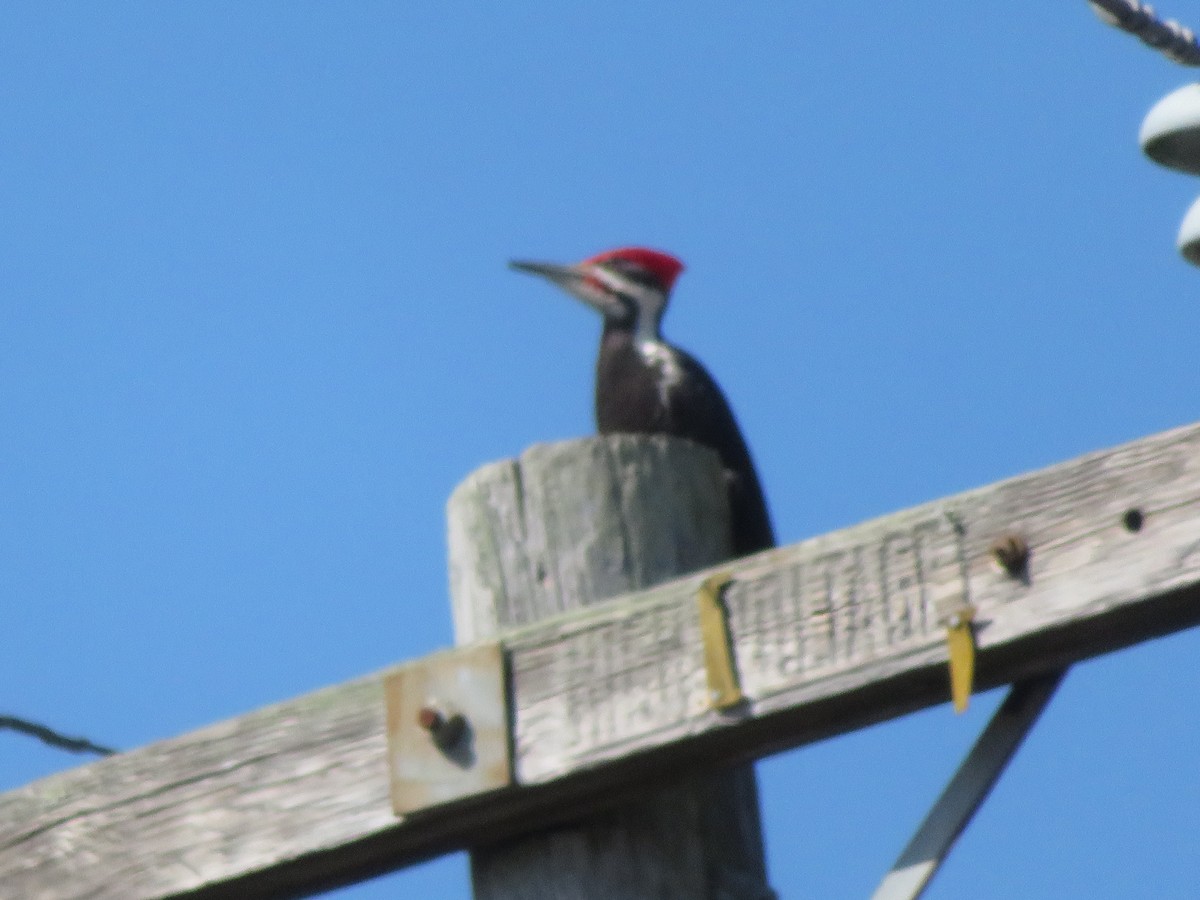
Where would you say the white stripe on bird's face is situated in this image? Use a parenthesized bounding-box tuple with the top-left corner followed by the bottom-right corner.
(589, 264, 669, 342)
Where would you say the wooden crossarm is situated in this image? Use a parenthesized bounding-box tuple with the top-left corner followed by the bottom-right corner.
(4, 422, 1200, 899)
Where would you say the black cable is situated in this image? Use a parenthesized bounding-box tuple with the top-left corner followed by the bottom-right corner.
(0, 715, 117, 757)
(1089, 0, 1200, 66)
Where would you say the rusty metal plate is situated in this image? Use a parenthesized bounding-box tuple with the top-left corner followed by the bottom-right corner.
(384, 641, 511, 815)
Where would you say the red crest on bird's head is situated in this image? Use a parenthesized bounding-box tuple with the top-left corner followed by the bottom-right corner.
(584, 247, 685, 292)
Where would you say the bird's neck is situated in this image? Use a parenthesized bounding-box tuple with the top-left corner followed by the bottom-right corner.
(602, 316, 663, 352)
(595, 318, 683, 435)
(598, 319, 684, 400)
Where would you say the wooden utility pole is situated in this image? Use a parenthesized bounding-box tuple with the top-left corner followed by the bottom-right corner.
(3, 422, 1200, 898)
(447, 435, 774, 899)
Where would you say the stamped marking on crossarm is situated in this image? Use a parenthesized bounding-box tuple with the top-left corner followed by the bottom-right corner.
(728, 515, 963, 701)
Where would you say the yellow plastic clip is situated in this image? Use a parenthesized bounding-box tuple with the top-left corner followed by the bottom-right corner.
(946, 604, 977, 714)
(697, 572, 744, 710)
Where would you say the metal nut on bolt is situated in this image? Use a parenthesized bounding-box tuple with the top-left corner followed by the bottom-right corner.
(990, 534, 1030, 579)
(417, 705, 467, 750)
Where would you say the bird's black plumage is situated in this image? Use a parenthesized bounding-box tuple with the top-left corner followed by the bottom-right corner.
(510, 247, 775, 558)
(595, 320, 775, 557)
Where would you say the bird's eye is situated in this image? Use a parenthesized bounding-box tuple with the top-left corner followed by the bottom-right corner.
(599, 261, 629, 279)
(613, 263, 658, 288)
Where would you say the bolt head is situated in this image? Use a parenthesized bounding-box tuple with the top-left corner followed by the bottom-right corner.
(417, 706, 443, 731)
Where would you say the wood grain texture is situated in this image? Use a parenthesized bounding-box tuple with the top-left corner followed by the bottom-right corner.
(447, 436, 773, 900)
(3, 423, 1200, 899)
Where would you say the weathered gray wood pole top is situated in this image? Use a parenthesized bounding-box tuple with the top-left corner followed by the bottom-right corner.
(447, 435, 775, 899)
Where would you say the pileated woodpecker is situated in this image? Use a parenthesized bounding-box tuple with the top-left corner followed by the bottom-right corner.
(510, 247, 774, 557)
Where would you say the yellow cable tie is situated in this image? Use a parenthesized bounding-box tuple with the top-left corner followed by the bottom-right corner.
(946, 604, 977, 714)
(697, 572, 744, 710)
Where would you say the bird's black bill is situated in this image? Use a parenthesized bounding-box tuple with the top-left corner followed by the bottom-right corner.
(509, 257, 626, 320)
(509, 259, 572, 278)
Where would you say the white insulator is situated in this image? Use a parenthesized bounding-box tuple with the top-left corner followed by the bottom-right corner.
(1176, 195, 1200, 264)
(1141, 83, 1200, 174)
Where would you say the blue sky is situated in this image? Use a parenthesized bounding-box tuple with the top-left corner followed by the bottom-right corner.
(3, 4, 1200, 898)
